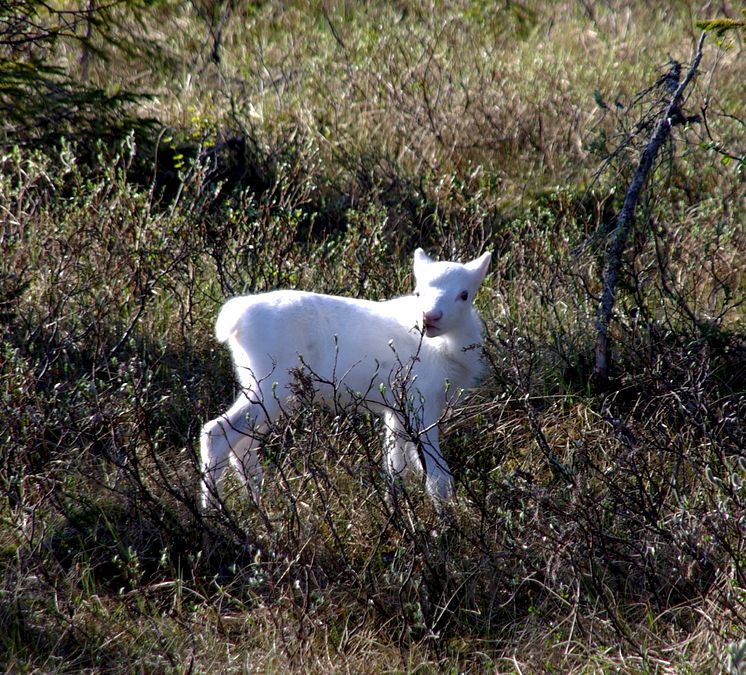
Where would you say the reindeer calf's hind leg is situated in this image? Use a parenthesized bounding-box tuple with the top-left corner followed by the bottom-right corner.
(200, 394, 261, 509)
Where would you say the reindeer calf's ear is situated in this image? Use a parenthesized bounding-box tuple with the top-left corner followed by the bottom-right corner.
(468, 251, 492, 283)
(414, 248, 432, 269)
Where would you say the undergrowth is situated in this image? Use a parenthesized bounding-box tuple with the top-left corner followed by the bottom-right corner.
(1, 1, 745, 672)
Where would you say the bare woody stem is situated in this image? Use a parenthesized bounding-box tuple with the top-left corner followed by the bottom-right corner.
(592, 32, 706, 390)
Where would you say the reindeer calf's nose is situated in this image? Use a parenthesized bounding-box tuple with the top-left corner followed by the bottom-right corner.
(423, 310, 443, 323)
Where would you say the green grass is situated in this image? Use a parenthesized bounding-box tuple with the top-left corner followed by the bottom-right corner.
(1, 1, 745, 672)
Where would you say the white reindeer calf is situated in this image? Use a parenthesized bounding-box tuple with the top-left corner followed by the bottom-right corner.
(200, 248, 491, 509)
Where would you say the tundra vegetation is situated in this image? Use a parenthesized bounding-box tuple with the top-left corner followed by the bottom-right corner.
(1, 1, 745, 672)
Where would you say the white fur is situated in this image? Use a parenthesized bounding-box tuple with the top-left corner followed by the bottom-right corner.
(200, 248, 491, 508)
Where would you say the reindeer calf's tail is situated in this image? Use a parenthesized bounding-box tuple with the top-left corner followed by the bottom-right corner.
(215, 297, 251, 343)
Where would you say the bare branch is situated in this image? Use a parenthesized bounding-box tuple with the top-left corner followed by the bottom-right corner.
(592, 33, 706, 391)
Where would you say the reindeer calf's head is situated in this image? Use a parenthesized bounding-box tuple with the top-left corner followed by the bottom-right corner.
(412, 248, 491, 338)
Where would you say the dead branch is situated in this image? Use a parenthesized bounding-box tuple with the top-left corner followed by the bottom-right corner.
(592, 32, 706, 391)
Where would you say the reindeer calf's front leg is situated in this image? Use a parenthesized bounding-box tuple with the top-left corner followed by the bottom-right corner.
(419, 429, 455, 502)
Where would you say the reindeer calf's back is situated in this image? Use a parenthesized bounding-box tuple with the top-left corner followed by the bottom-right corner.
(222, 291, 432, 394)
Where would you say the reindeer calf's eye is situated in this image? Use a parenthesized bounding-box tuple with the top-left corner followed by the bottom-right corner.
(414, 290, 420, 297)
(459, 291, 468, 301)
